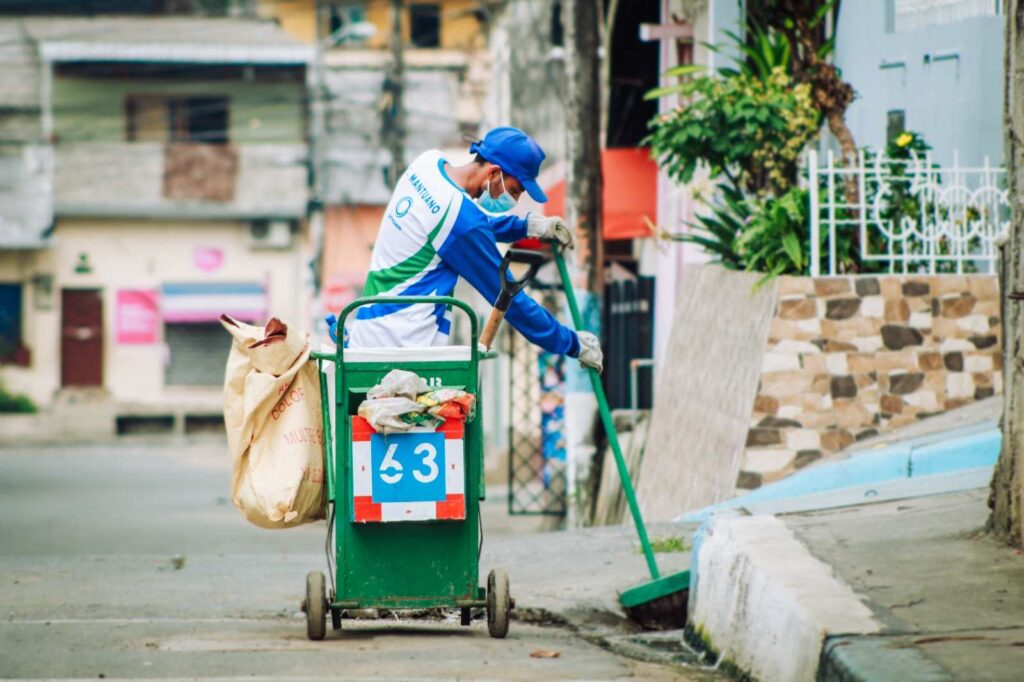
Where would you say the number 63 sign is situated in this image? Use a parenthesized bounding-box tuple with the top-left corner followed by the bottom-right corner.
(373, 432, 444, 501)
(351, 416, 466, 522)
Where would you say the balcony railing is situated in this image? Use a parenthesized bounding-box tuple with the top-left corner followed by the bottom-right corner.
(807, 149, 1008, 276)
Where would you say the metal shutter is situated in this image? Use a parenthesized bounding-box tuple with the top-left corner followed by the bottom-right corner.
(165, 323, 230, 386)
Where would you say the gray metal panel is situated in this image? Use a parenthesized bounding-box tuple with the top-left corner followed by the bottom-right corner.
(165, 322, 231, 387)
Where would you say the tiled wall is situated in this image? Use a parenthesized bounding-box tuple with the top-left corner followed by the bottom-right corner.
(740, 274, 1002, 490)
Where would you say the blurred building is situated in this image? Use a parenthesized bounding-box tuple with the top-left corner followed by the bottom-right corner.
(258, 0, 490, 321)
(834, 0, 1004, 166)
(0, 14, 312, 433)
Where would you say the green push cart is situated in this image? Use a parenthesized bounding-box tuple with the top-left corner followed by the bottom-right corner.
(306, 295, 511, 640)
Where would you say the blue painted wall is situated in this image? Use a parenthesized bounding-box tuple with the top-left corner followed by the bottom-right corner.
(833, 0, 1004, 166)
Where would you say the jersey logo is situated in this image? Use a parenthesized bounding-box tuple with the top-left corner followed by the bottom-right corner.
(395, 196, 413, 217)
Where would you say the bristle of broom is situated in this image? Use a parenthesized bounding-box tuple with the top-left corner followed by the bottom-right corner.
(622, 588, 688, 630)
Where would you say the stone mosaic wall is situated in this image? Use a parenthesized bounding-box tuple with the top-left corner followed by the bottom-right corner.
(740, 274, 1002, 490)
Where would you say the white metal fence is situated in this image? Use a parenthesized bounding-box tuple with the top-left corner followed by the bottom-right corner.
(806, 149, 1009, 277)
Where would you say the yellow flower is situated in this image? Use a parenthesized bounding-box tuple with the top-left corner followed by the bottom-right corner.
(896, 132, 913, 148)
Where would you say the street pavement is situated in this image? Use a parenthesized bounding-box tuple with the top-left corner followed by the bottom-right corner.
(0, 438, 716, 681)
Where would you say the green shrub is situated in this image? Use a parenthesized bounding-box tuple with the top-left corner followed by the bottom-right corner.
(646, 67, 819, 197)
(679, 185, 859, 284)
(0, 382, 37, 414)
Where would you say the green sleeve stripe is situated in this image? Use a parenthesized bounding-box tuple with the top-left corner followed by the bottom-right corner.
(363, 199, 453, 297)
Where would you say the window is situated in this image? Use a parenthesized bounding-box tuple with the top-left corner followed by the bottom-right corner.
(410, 3, 441, 48)
(887, 110, 907, 144)
(0, 283, 26, 365)
(550, 1, 564, 47)
(328, 2, 369, 40)
(126, 95, 229, 143)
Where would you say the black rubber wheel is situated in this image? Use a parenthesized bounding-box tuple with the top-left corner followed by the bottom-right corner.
(306, 571, 326, 641)
(331, 606, 342, 631)
(460, 607, 471, 626)
(486, 568, 510, 639)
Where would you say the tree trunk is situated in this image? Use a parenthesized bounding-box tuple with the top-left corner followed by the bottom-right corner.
(599, 0, 621, 149)
(563, 0, 604, 294)
(563, 0, 604, 527)
(988, 0, 1024, 546)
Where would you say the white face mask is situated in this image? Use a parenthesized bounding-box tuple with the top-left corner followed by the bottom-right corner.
(476, 172, 517, 213)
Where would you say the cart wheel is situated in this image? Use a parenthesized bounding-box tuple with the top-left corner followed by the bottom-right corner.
(306, 571, 326, 641)
(331, 606, 342, 631)
(486, 568, 510, 639)
(460, 607, 471, 626)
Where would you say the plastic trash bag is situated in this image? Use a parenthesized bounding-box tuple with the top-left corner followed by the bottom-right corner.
(357, 396, 431, 434)
(358, 371, 475, 433)
(416, 389, 476, 420)
(221, 315, 326, 529)
(366, 369, 430, 401)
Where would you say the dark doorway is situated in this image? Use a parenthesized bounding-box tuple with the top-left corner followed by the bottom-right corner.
(61, 289, 104, 387)
(605, 0, 661, 148)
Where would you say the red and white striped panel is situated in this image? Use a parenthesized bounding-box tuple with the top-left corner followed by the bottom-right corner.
(351, 416, 466, 523)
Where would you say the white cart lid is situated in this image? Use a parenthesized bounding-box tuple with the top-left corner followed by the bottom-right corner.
(342, 345, 473, 363)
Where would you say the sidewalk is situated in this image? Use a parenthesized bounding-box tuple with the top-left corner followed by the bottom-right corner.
(482, 518, 719, 673)
(800, 489, 1024, 681)
(690, 488, 1024, 681)
(682, 398, 1024, 681)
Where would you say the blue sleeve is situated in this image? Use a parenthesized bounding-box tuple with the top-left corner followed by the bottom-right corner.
(487, 213, 528, 243)
(438, 207, 579, 356)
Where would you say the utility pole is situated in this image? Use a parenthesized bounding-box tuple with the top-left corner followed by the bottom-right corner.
(562, 0, 604, 527)
(989, 0, 1024, 546)
(383, 0, 406, 188)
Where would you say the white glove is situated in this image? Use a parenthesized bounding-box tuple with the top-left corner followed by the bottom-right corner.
(527, 214, 575, 249)
(576, 331, 603, 373)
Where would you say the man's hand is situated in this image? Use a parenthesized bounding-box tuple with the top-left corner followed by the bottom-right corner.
(576, 331, 603, 373)
(527, 214, 575, 250)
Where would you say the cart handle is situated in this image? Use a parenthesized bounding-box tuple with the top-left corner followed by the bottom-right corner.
(313, 295, 480, 370)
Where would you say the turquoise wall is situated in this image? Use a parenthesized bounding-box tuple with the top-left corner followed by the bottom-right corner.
(52, 75, 306, 144)
(834, 0, 1004, 166)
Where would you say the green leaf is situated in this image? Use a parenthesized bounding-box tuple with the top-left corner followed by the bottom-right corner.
(665, 63, 705, 77)
(781, 232, 803, 269)
(644, 84, 688, 100)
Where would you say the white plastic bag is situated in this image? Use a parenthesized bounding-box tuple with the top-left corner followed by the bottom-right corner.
(357, 396, 429, 434)
(366, 369, 429, 401)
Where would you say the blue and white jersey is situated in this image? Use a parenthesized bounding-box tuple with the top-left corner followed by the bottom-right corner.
(346, 150, 580, 357)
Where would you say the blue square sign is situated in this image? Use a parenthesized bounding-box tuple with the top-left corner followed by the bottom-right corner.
(369, 431, 446, 504)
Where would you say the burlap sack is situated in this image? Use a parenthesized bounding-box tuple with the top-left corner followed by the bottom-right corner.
(221, 315, 326, 528)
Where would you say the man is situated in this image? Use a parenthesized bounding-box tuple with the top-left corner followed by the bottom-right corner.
(347, 126, 603, 372)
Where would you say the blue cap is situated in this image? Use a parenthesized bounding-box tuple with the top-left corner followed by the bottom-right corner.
(470, 126, 548, 203)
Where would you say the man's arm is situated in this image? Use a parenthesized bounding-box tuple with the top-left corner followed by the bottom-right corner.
(438, 215, 579, 357)
(486, 213, 529, 243)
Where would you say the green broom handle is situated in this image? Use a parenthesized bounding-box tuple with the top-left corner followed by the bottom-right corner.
(553, 248, 660, 581)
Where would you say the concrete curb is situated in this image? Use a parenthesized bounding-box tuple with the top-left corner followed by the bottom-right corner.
(689, 514, 881, 682)
(820, 636, 953, 682)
